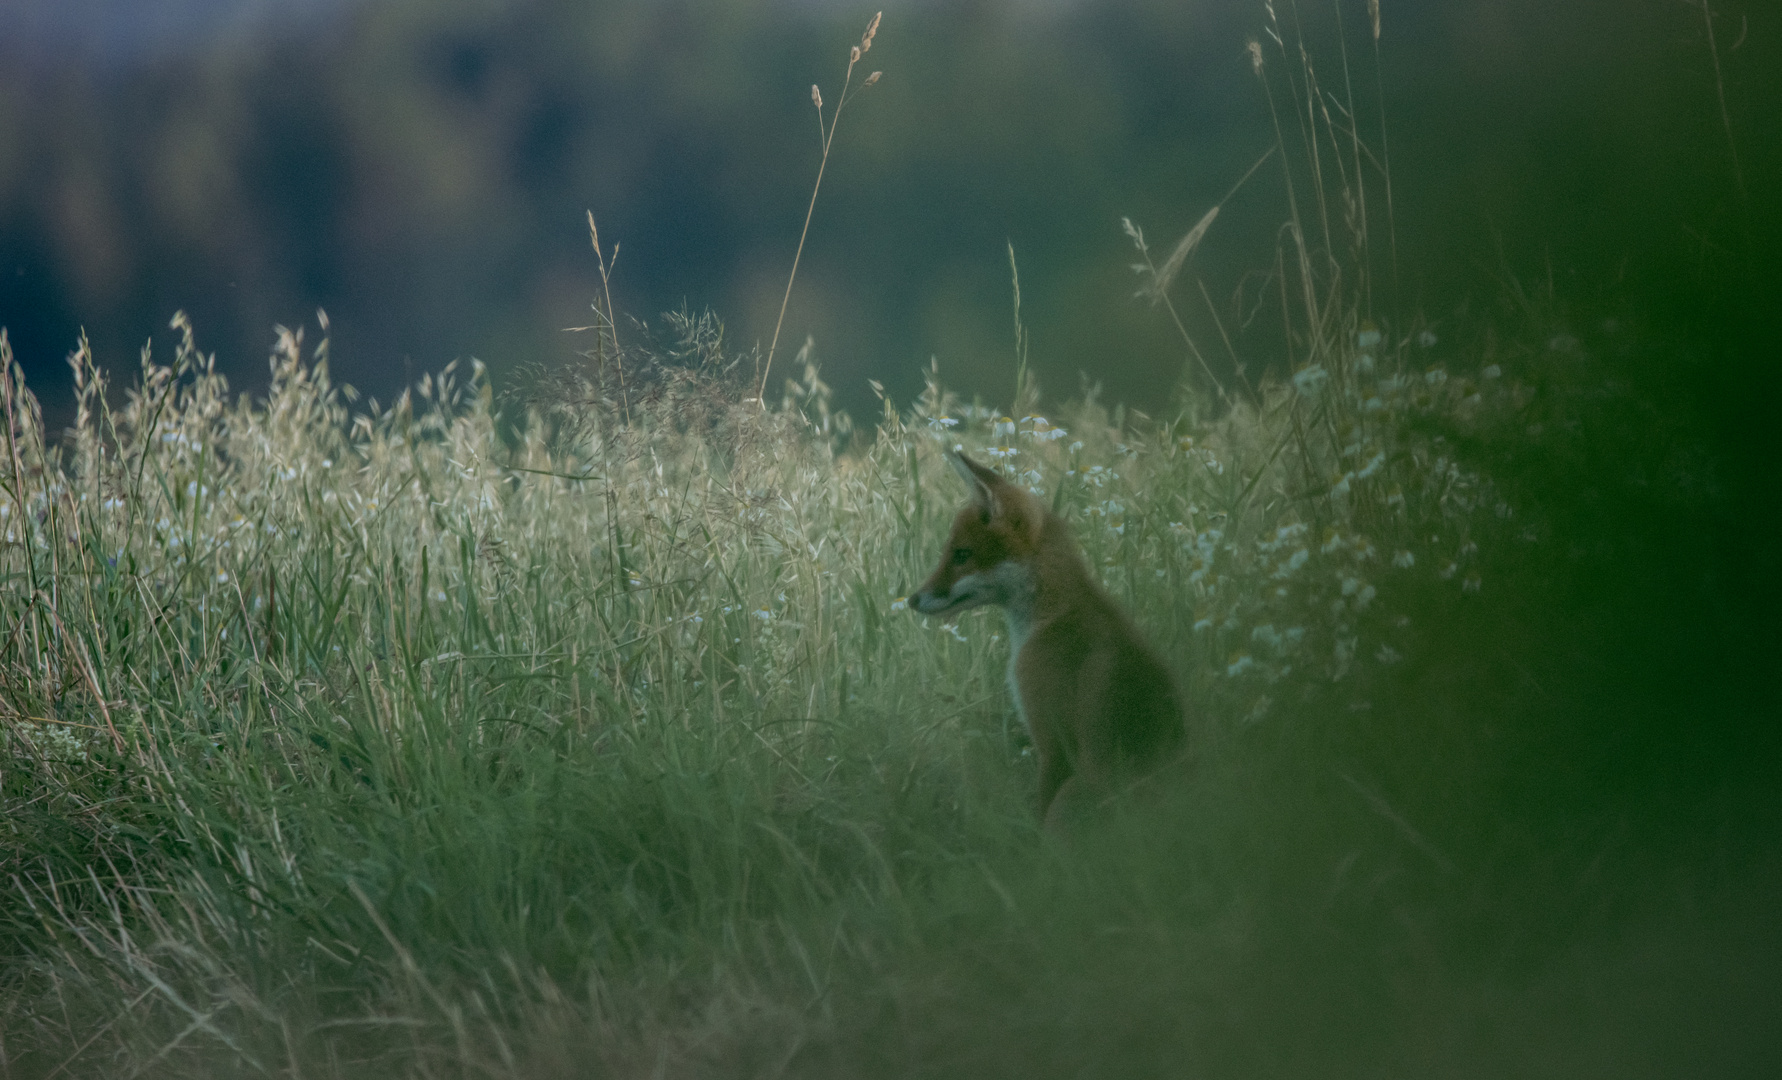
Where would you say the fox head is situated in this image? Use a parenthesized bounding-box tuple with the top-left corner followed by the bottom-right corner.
(911, 451, 1041, 617)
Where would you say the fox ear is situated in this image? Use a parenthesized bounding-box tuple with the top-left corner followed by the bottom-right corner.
(947, 450, 1002, 517)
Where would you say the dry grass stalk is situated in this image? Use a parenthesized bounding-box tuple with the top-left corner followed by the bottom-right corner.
(579, 211, 629, 423)
(1122, 147, 1273, 404)
(1369, 0, 1398, 299)
(1697, 0, 1748, 208)
(758, 12, 885, 408)
(1147, 206, 1219, 305)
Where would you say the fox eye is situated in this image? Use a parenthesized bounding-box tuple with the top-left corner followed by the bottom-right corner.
(951, 547, 972, 566)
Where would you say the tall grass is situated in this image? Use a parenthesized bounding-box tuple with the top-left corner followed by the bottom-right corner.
(0, 275, 1671, 1077)
(2, 5, 1771, 1078)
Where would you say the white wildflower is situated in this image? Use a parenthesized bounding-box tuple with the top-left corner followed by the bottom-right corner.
(1260, 523, 1307, 552)
(1272, 548, 1309, 579)
(1293, 364, 1330, 397)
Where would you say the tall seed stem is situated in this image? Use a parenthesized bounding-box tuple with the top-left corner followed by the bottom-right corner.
(758, 13, 883, 407)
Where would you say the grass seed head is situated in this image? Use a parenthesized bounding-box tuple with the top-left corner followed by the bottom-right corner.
(812, 83, 822, 109)
(862, 11, 881, 52)
(1141, 205, 1218, 305)
(863, 70, 881, 87)
(851, 45, 861, 64)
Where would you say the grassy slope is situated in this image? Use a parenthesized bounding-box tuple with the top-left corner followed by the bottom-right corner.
(1, 289, 1775, 1078)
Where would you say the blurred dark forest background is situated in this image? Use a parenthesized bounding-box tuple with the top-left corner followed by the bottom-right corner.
(0, 0, 1775, 429)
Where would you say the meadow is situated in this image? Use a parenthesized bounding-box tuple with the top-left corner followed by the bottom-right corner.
(3, 9, 1777, 1078)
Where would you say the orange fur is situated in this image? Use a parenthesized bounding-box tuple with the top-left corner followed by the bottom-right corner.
(912, 451, 1185, 826)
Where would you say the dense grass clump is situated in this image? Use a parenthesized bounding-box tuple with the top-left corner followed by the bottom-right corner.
(1, 279, 1773, 1077)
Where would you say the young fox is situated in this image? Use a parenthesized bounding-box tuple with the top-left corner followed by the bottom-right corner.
(912, 450, 1185, 825)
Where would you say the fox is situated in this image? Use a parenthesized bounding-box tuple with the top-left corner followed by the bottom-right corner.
(912, 449, 1185, 827)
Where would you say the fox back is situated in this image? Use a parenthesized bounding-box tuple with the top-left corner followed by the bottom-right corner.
(912, 450, 1184, 825)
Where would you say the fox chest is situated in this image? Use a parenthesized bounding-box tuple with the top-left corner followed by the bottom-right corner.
(1001, 599, 1036, 738)
(980, 559, 1041, 736)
